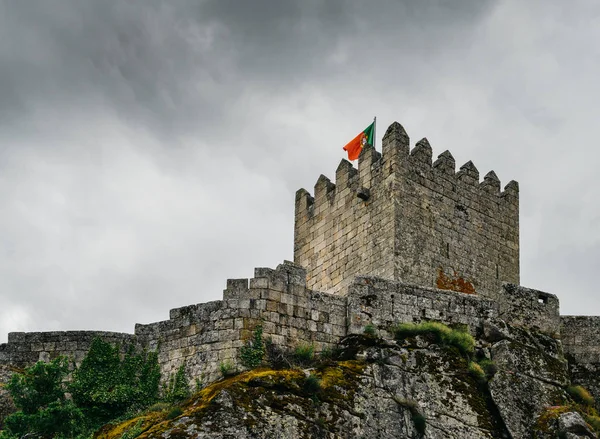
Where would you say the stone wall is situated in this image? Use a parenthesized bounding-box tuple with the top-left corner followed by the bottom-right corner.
(0, 331, 137, 368)
(0, 262, 344, 386)
(294, 122, 520, 300)
(389, 122, 520, 302)
(561, 316, 600, 408)
(561, 316, 600, 364)
(496, 284, 560, 336)
(345, 277, 559, 338)
(346, 276, 498, 338)
(135, 261, 347, 384)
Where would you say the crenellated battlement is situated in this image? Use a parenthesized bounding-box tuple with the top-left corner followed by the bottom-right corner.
(295, 130, 519, 221)
(294, 121, 520, 300)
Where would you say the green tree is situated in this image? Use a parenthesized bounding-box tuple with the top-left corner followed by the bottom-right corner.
(69, 338, 160, 426)
(2, 357, 84, 439)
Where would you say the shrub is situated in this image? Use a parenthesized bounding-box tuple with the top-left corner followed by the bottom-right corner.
(303, 375, 322, 394)
(166, 407, 184, 420)
(219, 360, 236, 377)
(294, 343, 315, 366)
(240, 325, 266, 369)
(145, 402, 170, 413)
(319, 346, 334, 361)
(3, 357, 86, 439)
(3, 340, 163, 438)
(315, 416, 327, 430)
(318, 345, 342, 363)
(567, 385, 595, 406)
(363, 324, 376, 337)
(163, 363, 190, 403)
(392, 321, 474, 356)
(265, 338, 293, 369)
(7, 356, 70, 414)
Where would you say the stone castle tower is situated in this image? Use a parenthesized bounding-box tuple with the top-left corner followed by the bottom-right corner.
(295, 122, 519, 303)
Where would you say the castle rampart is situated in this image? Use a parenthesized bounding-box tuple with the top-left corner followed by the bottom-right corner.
(0, 331, 137, 368)
(295, 122, 519, 301)
(561, 316, 600, 365)
(134, 261, 348, 383)
(0, 261, 560, 387)
(0, 262, 349, 385)
(345, 277, 559, 338)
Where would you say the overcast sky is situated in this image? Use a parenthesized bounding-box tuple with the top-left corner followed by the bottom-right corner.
(1, 0, 599, 343)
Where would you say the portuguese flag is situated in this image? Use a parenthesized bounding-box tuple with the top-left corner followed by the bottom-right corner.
(343, 122, 375, 161)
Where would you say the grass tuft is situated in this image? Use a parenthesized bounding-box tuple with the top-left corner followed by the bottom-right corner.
(294, 343, 315, 366)
(363, 324, 376, 337)
(144, 402, 170, 413)
(585, 414, 600, 432)
(219, 360, 237, 378)
(478, 358, 498, 379)
(567, 385, 595, 406)
(303, 374, 322, 394)
(392, 321, 475, 356)
(468, 361, 486, 383)
(166, 407, 183, 420)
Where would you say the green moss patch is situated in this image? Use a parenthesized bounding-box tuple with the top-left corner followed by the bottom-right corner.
(96, 361, 370, 439)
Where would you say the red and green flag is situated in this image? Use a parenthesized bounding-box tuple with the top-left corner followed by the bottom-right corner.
(343, 122, 374, 161)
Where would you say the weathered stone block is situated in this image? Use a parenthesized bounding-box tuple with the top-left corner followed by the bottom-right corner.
(249, 278, 269, 289)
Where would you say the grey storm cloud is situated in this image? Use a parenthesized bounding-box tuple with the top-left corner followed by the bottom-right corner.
(1, 0, 599, 343)
(0, 0, 494, 143)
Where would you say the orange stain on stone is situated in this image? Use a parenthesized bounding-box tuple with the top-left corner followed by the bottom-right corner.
(436, 267, 476, 295)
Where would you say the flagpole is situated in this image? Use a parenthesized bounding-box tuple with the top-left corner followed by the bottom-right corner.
(373, 116, 377, 150)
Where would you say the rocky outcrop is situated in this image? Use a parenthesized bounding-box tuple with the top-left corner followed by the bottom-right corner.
(486, 325, 569, 437)
(96, 320, 598, 439)
(98, 340, 503, 439)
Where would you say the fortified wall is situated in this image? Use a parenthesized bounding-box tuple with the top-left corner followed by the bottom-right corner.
(0, 121, 598, 400)
(0, 261, 559, 385)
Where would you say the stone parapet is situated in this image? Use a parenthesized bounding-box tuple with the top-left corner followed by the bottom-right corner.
(346, 276, 499, 338)
(0, 331, 137, 368)
(561, 316, 600, 364)
(496, 284, 560, 335)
